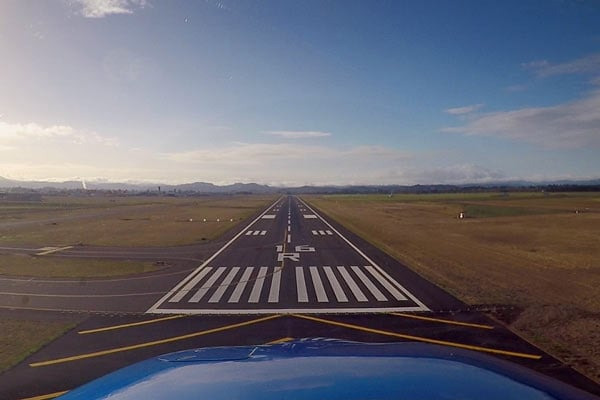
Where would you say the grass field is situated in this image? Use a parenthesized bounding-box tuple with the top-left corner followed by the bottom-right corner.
(0, 314, 80, 373)
(0, 254, 160, 278)
(0, 195, 276, 247)
(306, 192, 600, 383)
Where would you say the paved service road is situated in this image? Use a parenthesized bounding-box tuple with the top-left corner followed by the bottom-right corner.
(148, 196, 430, 314)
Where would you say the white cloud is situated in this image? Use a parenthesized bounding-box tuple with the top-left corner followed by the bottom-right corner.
(522, 53, 600, 78)
(71, 0, 149, 18)
(0, 121, 119, 146)
(404, 164, 505, 184)
(444, 104, 483, 115)
(264, 130, 332, 139)
(442, 89, 600, 148)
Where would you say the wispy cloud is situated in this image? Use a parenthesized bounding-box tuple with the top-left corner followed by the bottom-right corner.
(71, 0, 149, 18)
(264, 130, 332, 139)
(0, 121, 119, 146)
(442, 89, 600, 148)
(522, 53, 600, 78)
(444, 104, 483, 115)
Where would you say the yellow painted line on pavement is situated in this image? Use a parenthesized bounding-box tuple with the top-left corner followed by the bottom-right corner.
(19, 390, 68, 400)
(266, 337, 294, 344)
(293, 314, 541, 360)
(30, 314, 281, 367)
(79, 315, 187, 334)
(35, 246, 73, 256)
(390, 312, 494, 330)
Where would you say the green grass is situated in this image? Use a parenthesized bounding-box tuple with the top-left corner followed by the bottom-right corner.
(0, 318, 79, 372)
(461, 204, 561, 218)
(0, 195, 276, 247)
(0, 255, 161, 278)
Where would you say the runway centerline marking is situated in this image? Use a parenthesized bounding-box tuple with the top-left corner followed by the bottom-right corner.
(30, 315, 282, 367)
(292, 314, 541, 360)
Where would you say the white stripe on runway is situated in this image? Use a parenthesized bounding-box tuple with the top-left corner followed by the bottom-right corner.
(168, 267, 212, 303)
(312, 230, 318, 235)
(245, 231, 252, 236)
(268, 267, 281, 303)
(326, 230, 333, 235)
(323, 266, 348, 302)
(228, 267, 254, 303)
(351, 266, 387, 301)
(208, 267, 240, 303)
(260, 230, 266, 235)
(309, 266, 328, 302)
(319, 230, 325, 235)
(253, 230, 260, 236)
(337, 266, 367, 302)
(288, 226, 291, 232)
(248, 267, 268, 303)
(364, 265, 407, 300)
(296, 267, 308, 303)
(287, 234, 291, 243)
(189, 267, 226, 302)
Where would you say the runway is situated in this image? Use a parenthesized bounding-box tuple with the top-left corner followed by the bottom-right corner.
(1, 196, 599, 399)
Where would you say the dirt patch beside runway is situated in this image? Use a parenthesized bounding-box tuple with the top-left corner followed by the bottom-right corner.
(307, 192, 600, 384)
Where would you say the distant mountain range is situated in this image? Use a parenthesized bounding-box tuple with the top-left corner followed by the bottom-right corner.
(0, 176, 599, 194)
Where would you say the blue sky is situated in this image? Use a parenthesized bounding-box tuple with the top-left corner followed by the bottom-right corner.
(0, 0, 599, 185)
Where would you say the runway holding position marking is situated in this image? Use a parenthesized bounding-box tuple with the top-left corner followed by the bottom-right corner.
(147, 196, 429, 314)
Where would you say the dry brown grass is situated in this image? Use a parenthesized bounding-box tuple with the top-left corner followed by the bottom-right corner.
(0, 316, 79, 372)
(0, 254, 160, 278)
(307, 192, 600, 383)
(0, 195, 276, 247)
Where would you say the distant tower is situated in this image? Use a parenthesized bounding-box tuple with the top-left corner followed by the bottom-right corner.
(158, 186, 161, 193)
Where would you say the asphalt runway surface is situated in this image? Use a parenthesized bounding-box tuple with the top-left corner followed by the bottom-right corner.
(1, 196, 599, 399)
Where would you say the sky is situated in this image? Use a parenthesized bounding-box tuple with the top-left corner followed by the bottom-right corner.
(1, 0, 599, 186)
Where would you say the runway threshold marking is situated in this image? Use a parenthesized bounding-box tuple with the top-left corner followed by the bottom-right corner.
(390, 312, 494, 330)
(297, 197, 429, 312)
(30, 315, 282, 367)
(19, 390, 69, 400)
(147, 197, 282, 313)
(78, 315, 187, 335)
(292, 314, 541, 360)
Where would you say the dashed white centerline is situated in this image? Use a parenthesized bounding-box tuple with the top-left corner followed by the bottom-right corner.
(287, 234, 291, 243)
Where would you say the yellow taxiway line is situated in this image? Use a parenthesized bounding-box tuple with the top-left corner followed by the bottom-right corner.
(78, 315, 187, 334)
(293, 314, 541, 360)
(30, 314, 281, 367)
